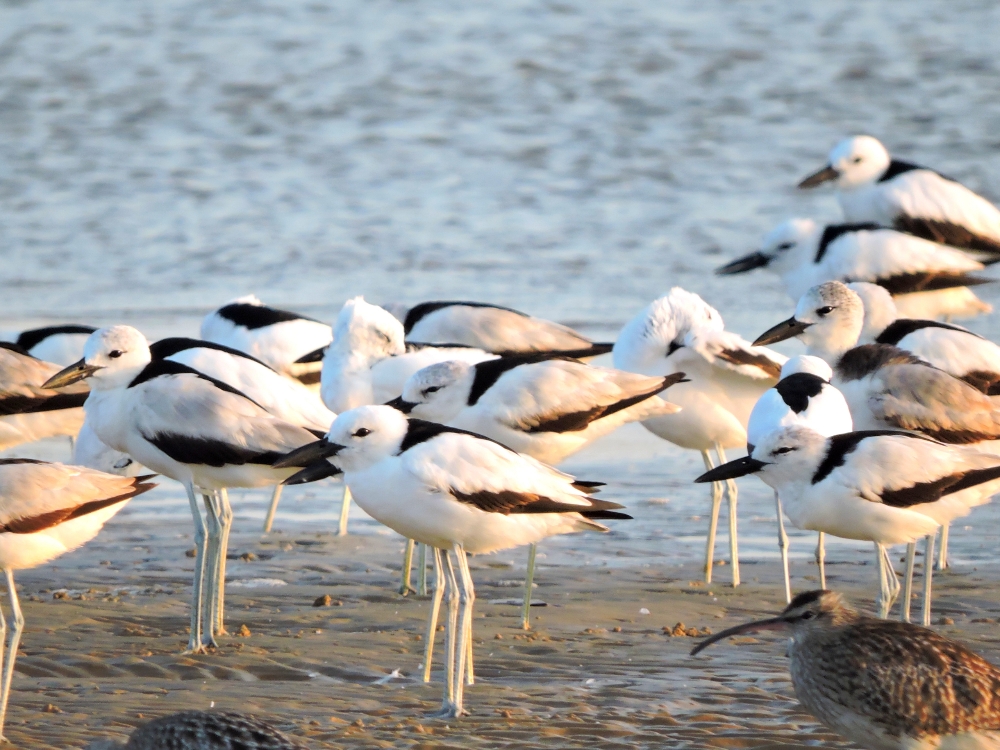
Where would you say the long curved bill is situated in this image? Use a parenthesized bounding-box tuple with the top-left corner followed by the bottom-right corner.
(695, 456, 767, 484)
(797, 165, 839, 189)
(753, 316, 812, 346)
(690, 616, 788, 656)
(42, 358, 103, 389)
(715, 251, 771, 276)
(272, 438, 344, 469)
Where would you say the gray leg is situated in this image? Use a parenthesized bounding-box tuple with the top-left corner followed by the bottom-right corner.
(262, 485, 283, 533)
(816, 533, 826, 589)
(201, 492, 221, 647)
(399, 538, 416, 596)
(884, 545, 901, 614)
(937, 524, 949, 571)
(901, 542, 916, 623)
(338, 484, 352, 537)
(0, 571, 23, 741)
(422, 548, 445, 683)
(452, 544, 474, 716)
(875, 543, 890, 619)
(701, 451, 722, 584)
(716, 444, 740, 587)
(0, 575, 7, 741)
(922, 533, 936, 627)
(428, 550, 459, 718)
(184, 482, 208, 653)
(214, 489, 233, 636)
(521, 543, 537, 630)
(417, 543, 428, 597)
(774, 492, 790, 604)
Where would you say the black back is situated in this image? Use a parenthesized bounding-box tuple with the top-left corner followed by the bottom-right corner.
(403, 301, 528, 334)
(812, 430, 931, 485)
(467, 353, 575, 406)
(16, 325, 96, 352)
(127, 360, 262, 408)
(875, 318, 979, 346)
(815, 223, 882, 263)
(216, 303, 321, 330)
(774, 373, 826, 414)
(150, 337, 275, 371)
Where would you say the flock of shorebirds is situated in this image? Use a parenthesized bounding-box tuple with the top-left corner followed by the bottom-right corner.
(6, 135, 1000, 748)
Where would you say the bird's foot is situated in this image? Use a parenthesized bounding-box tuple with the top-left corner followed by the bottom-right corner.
(398, 585, 417, 596)
(426, 703, 465, 720)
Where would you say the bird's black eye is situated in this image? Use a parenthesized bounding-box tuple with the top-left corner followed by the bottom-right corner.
(109, 350, 123, 359)
(353, 428, 371, 438)
(852, 156, 862, 164)
(800, 610, 817, 621)
(424, 386, 441, 395)
(776, 242, 794, 251)
(816, 306, 834, 317)
(774, 446, 795, 455)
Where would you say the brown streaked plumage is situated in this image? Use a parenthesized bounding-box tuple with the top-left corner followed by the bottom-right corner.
(692, 590, 1000, 750)
(89, 710, 307, 749)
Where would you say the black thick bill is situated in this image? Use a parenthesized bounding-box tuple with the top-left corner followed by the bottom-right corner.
(753, 316, 812, 346)
(42, 359, 103, 389)
(384, 395, 418, 414)
(284, 462, 343, 485)
(797, 164, 839, 189)
(272, 438, 345, 468)
(715, 251, 772, 275)
(695, 456, 767, 483)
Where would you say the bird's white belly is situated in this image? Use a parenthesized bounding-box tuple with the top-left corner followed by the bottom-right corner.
(780, 489, 939, 544)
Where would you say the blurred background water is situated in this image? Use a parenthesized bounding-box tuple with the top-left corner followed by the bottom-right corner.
(3, 0, 1000, 577)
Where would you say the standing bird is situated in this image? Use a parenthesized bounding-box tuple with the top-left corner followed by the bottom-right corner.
(43, 326, 323, 653)
(716, 218, 991, 320)
(89, 710, 307, 750)
(746, 355, 853, 601)
(613, 287, 786, 586)
(401, 301, 613, 358)
(0, 343, 90, 451)
(692, 590, 1000, 750)
(321, 297, 494, 541)
(0, 460, 154, 741)
(274, 405, 630, 719)
(798, 135, 1000, 261)
(389, 354, 683, 632)
(200, 295, 333, 389)
(10, 325, 97, 366)
(696, 427, 1000, 621)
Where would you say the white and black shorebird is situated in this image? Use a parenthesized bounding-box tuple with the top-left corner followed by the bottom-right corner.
(716, 218, 992, 321)
(4, 325, 97, 366)
(798, 135, 1000, 261)
(201, 295, 333, 389)
(746, 355, 853, 602)
(388, 354, 684, 630)
(150, 337, 336, 532)
(43, 326, 324, 653)
(400, 301, 614, 358)
(274, 405, 630, 719)
(613, 287, 786, 586)
(0, 342, 90, 451)
(692, 590, 1000, 750)
(0, 460, 154, 741)
(696, 426, 1000, 622)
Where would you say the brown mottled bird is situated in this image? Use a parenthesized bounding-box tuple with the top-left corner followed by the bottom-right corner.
(87, 710, 308, 749)
(691, 590, 1000, 749)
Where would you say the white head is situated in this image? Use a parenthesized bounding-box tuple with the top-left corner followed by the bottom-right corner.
(846, 282, 898, 344)
(43, 325, 152, 391)
(391, 360, 474, 422)
(779, 355, 833, 382)
(323, 405, 410, 473)
(799, 136, 891, 191)
(697, 425, 829, 493)
(330, 297, 405, 362)
(613, 287, 724, 374)
(754, 282, 864, 364)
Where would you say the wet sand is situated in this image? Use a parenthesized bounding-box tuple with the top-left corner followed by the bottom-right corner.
(2, 439, 999, 748)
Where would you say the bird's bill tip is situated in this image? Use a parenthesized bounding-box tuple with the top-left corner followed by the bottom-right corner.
(283, 461, 343, 485)
(753, 316, 812, 346)
(689, 617, 788, 656)
(42, 359, 102, 389)
(272, 438, 344, 469)
(383, 395, 418, 414)
(714, 251, 771, 276)
(797, 164, 839, 189)
(694, 456, 767, 483)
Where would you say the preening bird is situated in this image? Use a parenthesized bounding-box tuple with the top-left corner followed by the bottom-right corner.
(613, 287, 786, 586)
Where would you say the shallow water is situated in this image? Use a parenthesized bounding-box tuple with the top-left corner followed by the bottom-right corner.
(4, 0, 1000, 746)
